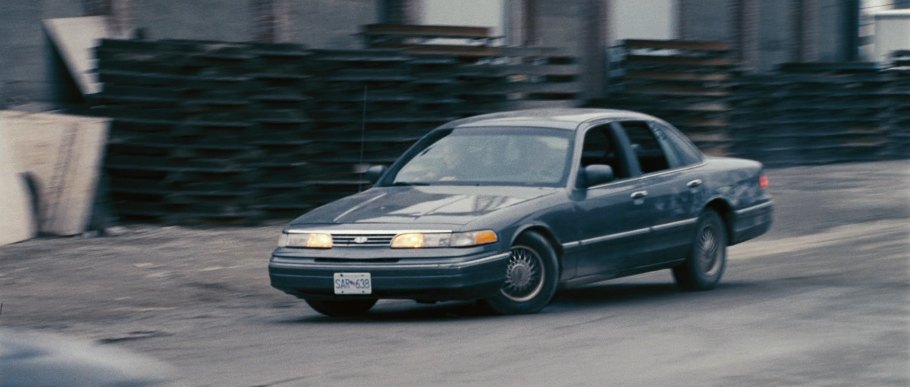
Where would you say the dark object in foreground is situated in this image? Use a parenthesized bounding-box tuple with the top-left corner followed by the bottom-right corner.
(269, 109, 773, 316)
(0, 329, 175, 386)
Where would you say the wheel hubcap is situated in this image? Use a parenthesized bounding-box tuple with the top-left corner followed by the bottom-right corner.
(501, 246, 545, 302)
(698, 226, 721, 276)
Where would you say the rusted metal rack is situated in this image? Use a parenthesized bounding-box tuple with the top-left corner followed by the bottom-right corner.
(93, 33, 583, 224)
(361, 24, 582, 116)
(457, 47, 582, 116)
(731, 62, 891, 166)
(361, 24, 501, 60)
(302, 49, 457, 209)
(94, 39, 265, 224)
(885, 51, 910, 159)
(244, 44, 316, 219)
(605, 39, 736, 156)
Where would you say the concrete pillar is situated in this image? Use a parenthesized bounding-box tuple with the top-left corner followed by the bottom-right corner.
(792, 0, 820, 62)
(381, 0, 421, 24)
(736, 0, 760, 73)
(83, 0, 134, 38)
(582, 0, 608, 99)
(251, 0, 293, 43)
(109, 0, 134, 38)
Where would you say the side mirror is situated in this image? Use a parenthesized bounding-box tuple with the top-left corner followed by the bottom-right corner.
(582, 165, 614, 188)
(364, 165, 387, 184)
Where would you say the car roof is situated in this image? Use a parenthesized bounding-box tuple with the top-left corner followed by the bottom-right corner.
(442, 108, 658, 131)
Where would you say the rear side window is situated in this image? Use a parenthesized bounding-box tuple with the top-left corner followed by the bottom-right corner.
(651, 122, 703, 167)
(618, 121, 670, 174)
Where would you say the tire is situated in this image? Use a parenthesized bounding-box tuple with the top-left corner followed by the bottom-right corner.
(481, 232, 559, 315)
(304, 298, 377, 318)
(673, 210, 727, 291)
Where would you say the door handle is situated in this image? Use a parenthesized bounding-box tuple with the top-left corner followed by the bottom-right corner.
(686, 179, 703, 189)
(630, 190, 648, 200)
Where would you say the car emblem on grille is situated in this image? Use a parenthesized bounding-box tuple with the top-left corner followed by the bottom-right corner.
(353, 236, 368, 244)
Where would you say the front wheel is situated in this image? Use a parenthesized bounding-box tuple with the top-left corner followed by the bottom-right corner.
(673, 210, 727, 290)
(304, 298, 377, 317)
(481, 232, 559, 315)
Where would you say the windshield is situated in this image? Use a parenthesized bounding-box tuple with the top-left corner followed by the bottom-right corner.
(388, 127, 573, 187)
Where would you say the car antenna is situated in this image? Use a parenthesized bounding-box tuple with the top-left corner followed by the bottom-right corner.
(358, 85, 367, 192)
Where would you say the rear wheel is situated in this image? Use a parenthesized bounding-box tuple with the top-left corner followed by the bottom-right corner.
(481, 232, 559, 314)
(673, 210, 727, 290)
(304, 298, 377, 317)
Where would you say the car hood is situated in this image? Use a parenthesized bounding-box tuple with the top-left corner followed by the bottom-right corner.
(289, 186, 559, 227)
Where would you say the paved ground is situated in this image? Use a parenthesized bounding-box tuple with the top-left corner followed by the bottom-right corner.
(1, 160, 908, 386)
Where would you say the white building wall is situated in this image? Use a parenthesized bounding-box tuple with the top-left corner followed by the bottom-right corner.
(608, 0, 677, 44)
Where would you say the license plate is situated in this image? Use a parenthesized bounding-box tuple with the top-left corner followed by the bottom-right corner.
(333, 273, 372, 295)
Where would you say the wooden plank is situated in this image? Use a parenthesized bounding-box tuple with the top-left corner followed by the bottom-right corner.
(624, 55, 736, 67)
(363, 24, 492, 39)
(43, 16, 116, 95)
(624, 70, 731, 82)
(381, 44, 500, 57)
(621, 85, 731, 97)
(0, 131, 37, 246)
(623, 39, 731, 52)
(0, 111, 110, 236)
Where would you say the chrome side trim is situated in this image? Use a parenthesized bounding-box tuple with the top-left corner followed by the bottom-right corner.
(651, 218, 697, 232)
(586, 161, 707, 190)
(581, 227, 650, 245)
(561, 217, 698, 248)
(286, 229, 453, 235)
(562, 241, 582, 250)
(735, 200, 774, 216)
(270, 252, 510, 270)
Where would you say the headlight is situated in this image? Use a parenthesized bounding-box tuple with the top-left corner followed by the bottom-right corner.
(278, 232, 333, 249)
(391, 230, 498, 249)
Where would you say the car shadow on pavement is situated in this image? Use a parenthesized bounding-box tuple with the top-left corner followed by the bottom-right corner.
(274, 300, 495, 324)
(271, 281, 761, 324)
(551, 280, 764, 310)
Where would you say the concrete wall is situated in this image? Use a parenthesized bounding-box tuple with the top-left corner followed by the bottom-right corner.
(0, 1, 84, 109)
(680, 0, 857, 72)
(0, 0, 378, 110)
(679, 0, 735, 42)
(757, 1, 795, 72)
(135, 0, 250, 42)
(294, 0, 378, 49)
(609, 0, 676, 42)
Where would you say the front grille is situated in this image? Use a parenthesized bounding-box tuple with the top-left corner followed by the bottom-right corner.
(332, 233, 396, 247)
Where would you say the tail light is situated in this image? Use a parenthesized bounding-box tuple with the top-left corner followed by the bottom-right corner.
(759, 174, 769, 190)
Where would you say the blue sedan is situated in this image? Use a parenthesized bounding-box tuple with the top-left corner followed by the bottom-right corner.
(269, 109, 773, 316)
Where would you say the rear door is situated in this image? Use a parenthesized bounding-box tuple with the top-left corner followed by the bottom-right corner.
(614, 121, 702, 269)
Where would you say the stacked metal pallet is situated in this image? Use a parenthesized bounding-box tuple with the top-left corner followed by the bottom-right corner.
(606, 40, 736, 156)
(244, 44, 316, 219)
(361, 24, 582, 116)
(457, 47, 582, 116)
(732, 62, 890, 166)
(93, 32, 583, 224)
(302, 49, 457, 206)
(885, 51, 910, 158)
(94, 39, 265, 224)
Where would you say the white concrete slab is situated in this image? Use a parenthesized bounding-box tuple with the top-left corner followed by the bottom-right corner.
(0, 111, 110, 236)
(42, 16, 116, 95)
(0, 132, 37, 246)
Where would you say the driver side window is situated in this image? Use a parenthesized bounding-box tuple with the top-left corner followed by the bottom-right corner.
(618, 121, 671, 174)
(581, 125, 629, 179)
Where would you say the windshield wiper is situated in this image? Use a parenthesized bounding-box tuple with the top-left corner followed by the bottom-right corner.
(391, 181, 430, 186)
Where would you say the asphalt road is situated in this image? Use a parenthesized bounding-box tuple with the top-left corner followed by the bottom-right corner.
(1, 160, 908, 386)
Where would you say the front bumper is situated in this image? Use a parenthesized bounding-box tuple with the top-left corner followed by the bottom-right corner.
(269, 250, 510, 301)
